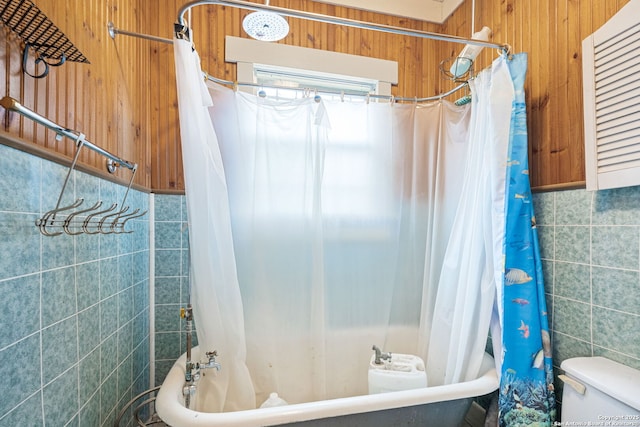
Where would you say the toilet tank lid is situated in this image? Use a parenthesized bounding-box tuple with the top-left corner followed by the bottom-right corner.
(560, 357, 640, 411)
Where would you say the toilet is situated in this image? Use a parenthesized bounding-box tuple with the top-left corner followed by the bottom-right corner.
(560, 357, 640, 422)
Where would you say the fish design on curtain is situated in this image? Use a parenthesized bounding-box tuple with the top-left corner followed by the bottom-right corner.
(499, 53, 556, 426)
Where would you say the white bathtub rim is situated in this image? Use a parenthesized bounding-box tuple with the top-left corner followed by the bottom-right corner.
(156, 347, 498, 427)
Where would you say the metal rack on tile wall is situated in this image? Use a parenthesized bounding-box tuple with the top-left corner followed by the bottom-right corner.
(0, 96, 147, 236)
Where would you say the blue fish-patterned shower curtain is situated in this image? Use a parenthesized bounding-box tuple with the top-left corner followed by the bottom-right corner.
(499, 53, 556, 426)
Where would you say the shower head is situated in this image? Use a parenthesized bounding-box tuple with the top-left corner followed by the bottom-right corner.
(242, 10, 289, 42)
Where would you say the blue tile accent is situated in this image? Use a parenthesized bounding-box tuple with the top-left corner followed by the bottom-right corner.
(0, 146, 151, 427)
(0, 275, 40, 349)
(118, 287, 134, 326)
(154, 360, 176, 387)
(0, 334, 41, 419)
(536, 187, 640, 380)
(532, 192, 554, 226)
(134, 281, 149, 313)
(593, 186, 640, 226)
(555, 190, 591, 225)
(41, 266, 76, 327)
(133, 250, 150, 284)
(155, 304, 181, 332)
(537, 225, 554, 260)
(100, 257, 118, 299)
(554, 262, 590, 303)
(592, 308, 640, 359)
(117, 355, 132, 404)
(155, 221, 183, 249)
(100, 372, 117, 425)
(76, 261, 100, 311)
(133, 337, 150, 378)
(0, 144, 41, 213)
(181, 196, 188, 222)
(155, 277, 181, 305)
(0, 392, 43, 427)
(182, 221, 190, 248)
(100, 334, 117, 382)
(79, 390, 101, 427)
(155, 332, 182, 360)
(592, 226, 639, 270)
(133, 313, 149, 348)
(100, 231, 119, 259)
(118, 322, 133, 364)
(41, 230, 75, 271)
(118, 253, 133, 291)
(41, 161, 76, 213)
(181, 276, 191, 304)
(74, 171, 101, 205)
(76, 232, 100, 264)
(100, 295, 118, 340)
(555, 226, 590, 264)
(552, 332, 592, 366)
(78, 304, 100, 358)
(79, 347, 101, 403)
(155, 249, 182, 277)
(155, 195, 183, 221)
(132, 220, 150, 252)
(553, 297, 591, 342)
(0, 213, 41, 280)
(43, 366, 78, 427)
(592, 266, 640, 314)
(118, 224, 135, 255)
(42, 316, 78, 384)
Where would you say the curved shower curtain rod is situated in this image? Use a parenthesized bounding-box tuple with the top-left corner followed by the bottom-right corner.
(110, 0, 511, 102)
(175, 0, 510, 54)
(203, 72, 470, 104)
(171, 0, 510, 103)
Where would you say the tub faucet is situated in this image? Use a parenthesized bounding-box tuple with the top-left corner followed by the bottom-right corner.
(181, 304, 222, 408)
(372, 345, 392, 365)
(201, 350, 221, 372)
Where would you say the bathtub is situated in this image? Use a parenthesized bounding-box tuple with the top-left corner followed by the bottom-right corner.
(156, 346, 498, 426)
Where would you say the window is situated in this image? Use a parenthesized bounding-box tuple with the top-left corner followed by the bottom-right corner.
(225, 35, 397, 98)
(253, 64, 378, 101)
(224, 36, 399, 231)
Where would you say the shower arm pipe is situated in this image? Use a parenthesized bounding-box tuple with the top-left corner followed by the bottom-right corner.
(205, 72, 469, 103)
(0, 96, 137, 172)
(176, 0, 510, 54)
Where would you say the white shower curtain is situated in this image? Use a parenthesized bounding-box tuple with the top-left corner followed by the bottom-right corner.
(422, 57, 514, 385)
(174, 33, 514, 410)
(173, 37, 255, 412)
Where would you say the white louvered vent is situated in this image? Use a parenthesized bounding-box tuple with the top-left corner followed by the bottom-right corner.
(583, 0, 640, 190)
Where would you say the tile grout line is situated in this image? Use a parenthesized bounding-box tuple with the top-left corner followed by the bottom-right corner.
(39, 157, 46, 426)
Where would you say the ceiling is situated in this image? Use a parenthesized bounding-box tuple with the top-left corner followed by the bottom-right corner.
(313, 0, 466, 24)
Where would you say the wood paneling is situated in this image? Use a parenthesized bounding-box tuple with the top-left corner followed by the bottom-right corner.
(1, 0, 633, 192)
(440, 0, 631, 189)
(1, 0, 151, 188)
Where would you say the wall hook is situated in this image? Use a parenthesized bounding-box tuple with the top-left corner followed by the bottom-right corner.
(22, 43, 67, 79)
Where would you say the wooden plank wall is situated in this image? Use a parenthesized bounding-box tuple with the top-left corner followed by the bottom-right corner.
(440, 0, 631, 189)
(1, 0, 633, 192)
(1, 0, 151, 189)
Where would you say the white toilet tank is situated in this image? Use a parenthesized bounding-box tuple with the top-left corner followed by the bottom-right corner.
(560, 357, 640, 423)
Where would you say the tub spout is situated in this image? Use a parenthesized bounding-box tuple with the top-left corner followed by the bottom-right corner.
(202, 350, 221, 371)
(372, 345, 392, 365)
